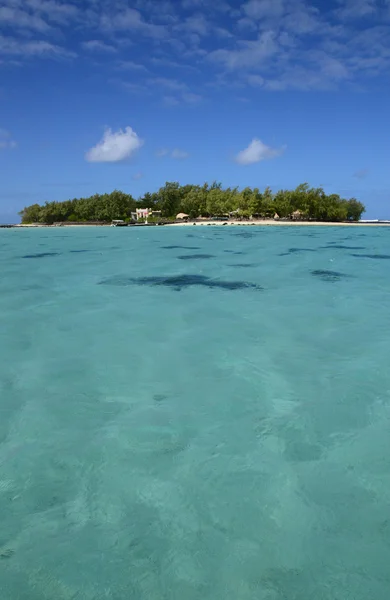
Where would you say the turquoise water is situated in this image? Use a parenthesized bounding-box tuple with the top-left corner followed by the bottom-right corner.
(1, 225, 390, 599)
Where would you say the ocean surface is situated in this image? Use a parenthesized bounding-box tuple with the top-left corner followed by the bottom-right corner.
(1, 225, 390, 599)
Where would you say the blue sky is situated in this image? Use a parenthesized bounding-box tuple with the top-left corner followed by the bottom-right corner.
(1, 0, 390, 222)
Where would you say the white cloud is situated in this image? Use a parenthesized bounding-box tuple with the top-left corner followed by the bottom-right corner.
(0, 6, 51, 32)
(26, 0, 78, 23)
(336, 0, 377, 19)
(132, 171, 144, 180)
(82, 40, 117, 53)
(100, 8, 166, 39)
(282, 5, 322, 34)
(85, 127, 144, 163)
(171, 148, 189, 159)
(242, 0, 285, 20)
(235, 138, 285, 165)
(0, 35, 75, 58)
(179, 14, 209, 36)
(2, 0, 390, 93)
(0, 128, 17, 150)
(208, 31, 280, 70)
(237, 17, 258, 31)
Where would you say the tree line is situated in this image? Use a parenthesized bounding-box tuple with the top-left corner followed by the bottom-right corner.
(19, 182, 365, 224)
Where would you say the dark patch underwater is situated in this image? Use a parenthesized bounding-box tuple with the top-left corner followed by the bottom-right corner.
(161, 245, 201, 250)
(311, 269, 350, 282)
(351, 253, 390, 260)
(99, 274, 263, 291)
(177, 254, 214, 260)
(280, 248, 317, 256)
(323, 245, 366, 250)
(22, 252, 60, 259)
(228, 263, 256, 268)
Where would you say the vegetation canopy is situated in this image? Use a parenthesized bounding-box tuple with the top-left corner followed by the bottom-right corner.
(19, 182, 365, 224)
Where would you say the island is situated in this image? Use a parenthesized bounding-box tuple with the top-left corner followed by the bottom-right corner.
(18, 182, 365, 225)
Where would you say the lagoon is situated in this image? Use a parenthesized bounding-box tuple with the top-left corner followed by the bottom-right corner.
(1, 225, 390, 599)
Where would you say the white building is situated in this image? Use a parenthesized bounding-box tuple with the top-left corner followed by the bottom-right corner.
(133, 208, 162, 222)
(136, 208, 151, 220)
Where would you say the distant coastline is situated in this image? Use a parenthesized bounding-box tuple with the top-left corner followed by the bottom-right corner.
(17, 182, 366, 226)
(3, 219, 390, 229)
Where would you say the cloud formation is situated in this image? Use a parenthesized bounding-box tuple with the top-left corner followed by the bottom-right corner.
(82, 40, 117, 53)
(235, 138, 285, 165)
(100, 7, 166, 39)
(1, 0, 390, 93)
(0, 6, 51, 32)
(85, 127, 144, 163)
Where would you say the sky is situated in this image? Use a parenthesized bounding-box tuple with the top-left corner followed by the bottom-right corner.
(1, 0, 390, 222)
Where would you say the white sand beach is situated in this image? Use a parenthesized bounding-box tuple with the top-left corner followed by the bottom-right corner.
(167, 219, 390, 227)
(11, 220, 390, 228)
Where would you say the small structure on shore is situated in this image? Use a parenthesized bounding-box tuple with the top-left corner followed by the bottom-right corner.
(111, 220, 127, 227)
(291, 210, 304, 221)
(136, 208, 152, 221)
(176, 212, 189, 220)
(273, 213, 280, 221)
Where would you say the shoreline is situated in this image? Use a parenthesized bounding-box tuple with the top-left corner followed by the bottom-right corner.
(167, 220, 390, 227)
(4, 220, 390, 228)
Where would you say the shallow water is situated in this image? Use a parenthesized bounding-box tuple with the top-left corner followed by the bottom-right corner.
(1, 225, 390, 599)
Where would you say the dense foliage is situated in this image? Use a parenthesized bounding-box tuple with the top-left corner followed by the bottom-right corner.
(19, 182, 365, 223)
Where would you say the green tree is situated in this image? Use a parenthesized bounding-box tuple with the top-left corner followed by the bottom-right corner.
(206, 188, 228, 216)
(180, 186, 207, 217)
(18, 183, 365, 224)
(261, 186, 275, 217)
(159, 182, 182, 217)
(248, 188, 263, 216)
(18, 204, 42, 223)
(345, 198, 365, 221)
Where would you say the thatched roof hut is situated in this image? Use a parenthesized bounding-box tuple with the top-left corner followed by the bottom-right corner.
(273, 213, 280, 220)
(176, 213, 189, 220)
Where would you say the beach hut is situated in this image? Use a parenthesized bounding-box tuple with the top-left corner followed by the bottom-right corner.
(291, 210, 304, 221)
(176, 213, 189, 220)
(273, 213, 280, 220)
